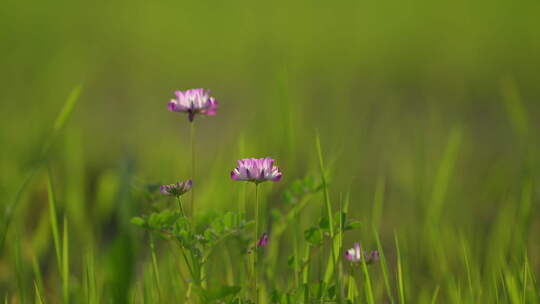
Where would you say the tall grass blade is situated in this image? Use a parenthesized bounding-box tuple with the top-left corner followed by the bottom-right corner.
(34, 281, 45, 304)
(426, 127, 462, 225)
(150, 235, 162, 301)
(395, 233, 405, 304)
(505, 271, 521, 304)
(461, 238, 474, 299)
(62, 217, 69, 304)
(361, 255, 375, 304)
(316, 134, 338, 298)
(84, 250, 98, 304)
(15, 234, 26, 304)
(500, 77, 529, 138)
(522, 254, 528, 304)
(430, 286, 440, 304)
(371, 177, 385, 230)
(374, 228, 394, 304)
(48, 169, 62, 271)
(0, 86, 82, 252)
(31, 253, 45, 301)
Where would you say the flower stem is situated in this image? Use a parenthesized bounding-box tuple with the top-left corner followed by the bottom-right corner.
(254, 183, 259, 302)
(347, 263, 356, 301)
(176, 196, 185, 218)
(190, 121, 196, 217)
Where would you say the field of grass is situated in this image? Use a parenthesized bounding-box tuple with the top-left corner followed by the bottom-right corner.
(1, 0, 540, 303)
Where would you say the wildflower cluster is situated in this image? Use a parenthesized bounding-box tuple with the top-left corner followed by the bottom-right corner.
(132, 88, 377, 303)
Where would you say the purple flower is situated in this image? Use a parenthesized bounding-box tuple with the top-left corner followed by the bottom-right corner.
(344, 243, 379, 264)
(230, 158, 282, 184)
(160, 180, 193, 197)
(257, 233, 269, 247)
(167, 89, 218, 122)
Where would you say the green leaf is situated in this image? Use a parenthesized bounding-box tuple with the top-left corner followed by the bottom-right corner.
(288, 255, 297, 269)
(305, 227, 323, 245)
(345, 221, 362, 230)
(130, 217, 146, 227)
(211, 218, 225, 234)
(319, 217, 330, 230)
(223, 212, 235, 229)
(147, 210, 180, 229)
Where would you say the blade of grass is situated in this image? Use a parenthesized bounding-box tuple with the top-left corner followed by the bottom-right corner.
(371, 176, 386, 231)
(150, 235, 162, 301)
(337, 192, 349, 300)
(31, 253, 45, 301)
(525, 254, 540, 302)
(34, 281, 45, 304)
(430, 286, 440, 304)
(361, 255, 375, 304)
(302, 244, 311, 303)
(500, 77, 529, 138)
(84, 250, 98, 304)
(0, 86, 82, 253)
(43, 86, 83, 154)
(374, 228, 394, 304)
(316, 135, 334, 238)
(426, 126, 462, 225)
(395, 232, 405, 304)
(293, 205, 300, 288)
(316, 134, 339, 300)
(15, 234, 26, 304)
(48, 169, 62, 271)
(505, 271, 521, 304)
(522, 254, 528, 304)
(347, 266, 358, 302)
(62, 217, 69, 304)
(461, 238, 474, 299)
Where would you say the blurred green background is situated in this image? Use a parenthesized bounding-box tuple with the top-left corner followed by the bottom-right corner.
(1, 0, 540, 302)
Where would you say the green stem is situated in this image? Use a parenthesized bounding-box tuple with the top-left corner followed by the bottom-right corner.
(150, 235, 162, 301)
(178, 244, 195, 281)
(186, 282, 193, 302)
(254, 183, 260, 302)
(293, 207, 300, 288)
(176, 196, 186, 218)
(303, 245, 312, 303)
(316, 136, 338, 299)
(190, 121, 195, 217)
(347, 264, 356, 301)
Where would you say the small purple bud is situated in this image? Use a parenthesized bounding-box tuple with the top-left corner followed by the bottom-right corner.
(257, 233, 269, 247)
(370, 251, 380, 263)
(160, 180, 193, 197)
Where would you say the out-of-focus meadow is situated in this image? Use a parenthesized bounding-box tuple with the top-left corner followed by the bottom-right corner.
(1, 0, 540, 302)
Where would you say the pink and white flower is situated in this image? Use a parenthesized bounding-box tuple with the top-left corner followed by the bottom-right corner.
(230, 158, 282, 184)
(167, 88, 218, 122)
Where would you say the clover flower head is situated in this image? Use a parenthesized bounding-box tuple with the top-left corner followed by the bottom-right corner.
(160, 180, 193, 197)
(344, 243, 379, 264)
(167, 88, 218, 122)
(230, 158, 282, 184)
(257, 233, 269, 247)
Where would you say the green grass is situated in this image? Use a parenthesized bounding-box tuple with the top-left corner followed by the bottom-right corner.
(1, 81, 539, 304)
(1, 1, 540, 302)
(1, 84, 539, 304)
